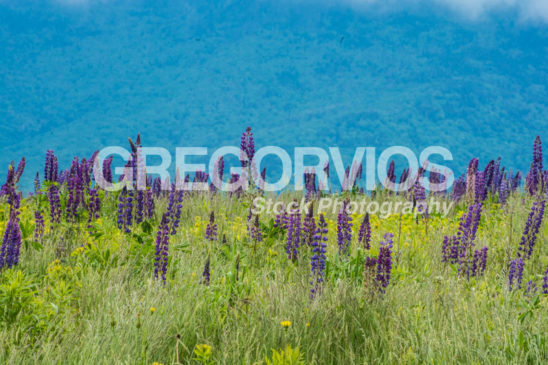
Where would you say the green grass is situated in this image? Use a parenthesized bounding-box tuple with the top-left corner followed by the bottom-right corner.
(0, 190, 547, 364)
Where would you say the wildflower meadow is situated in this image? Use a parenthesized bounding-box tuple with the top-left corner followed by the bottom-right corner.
(0, 129, 547, 364)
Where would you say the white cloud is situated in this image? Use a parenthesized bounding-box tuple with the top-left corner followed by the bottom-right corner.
(300, 0, 548, 23)
(51, 0, 548, 23)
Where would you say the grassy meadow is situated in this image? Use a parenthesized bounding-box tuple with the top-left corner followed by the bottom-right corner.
(0, 181, 547, 364)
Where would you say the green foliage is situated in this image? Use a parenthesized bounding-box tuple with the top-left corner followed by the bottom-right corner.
(264, 346, 306, 365)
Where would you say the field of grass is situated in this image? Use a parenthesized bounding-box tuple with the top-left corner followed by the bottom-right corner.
(0, 166, 547, 364)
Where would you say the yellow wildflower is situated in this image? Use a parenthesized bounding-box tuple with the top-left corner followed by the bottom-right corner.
(150, 307, 156, 313)
(281, 321, 291, 328)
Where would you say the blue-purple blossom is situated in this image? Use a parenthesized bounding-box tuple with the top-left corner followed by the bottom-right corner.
(0, 210, 22, 270)
(44, 150, 58, 183)
(34, 172, 41, 195)
(442, 203, 482, 275)
(508, 258, 524, 291)
(286, 204, 301, 261)
(202, 258, 211, 286)
(517, 200, 545, 260)
(302, 205, 316, 246)
(310, 213, 328, 299)
(452, 175, 466, 201)
(475, 171, 486, 202)
(146, 189, 155, 219)
(87, 189, 101, 231)
(376, 233, 394, 292)
(124, 189, 134, 233)
(205, 212, 218, 241)
(337, 201, 352, 256)
(468, 246, 488, 278)
(274, 203, 289, 230)
(240, 127, 255, 168)
(117, 187, 127, 230)
(358, 213, 371, 250)
(135, 190, 145, 224)
(154, 213, 171, 283)
(526, 136, 543, 195)
(48, 185, 62, 226)
(251, 215, 262, 242)
(34, 210, 45, 241)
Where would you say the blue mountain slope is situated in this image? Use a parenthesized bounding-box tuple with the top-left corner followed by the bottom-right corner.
(0, 0, 547, 189)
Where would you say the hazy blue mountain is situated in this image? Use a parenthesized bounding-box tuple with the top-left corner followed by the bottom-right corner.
(1, 0, 547, 190)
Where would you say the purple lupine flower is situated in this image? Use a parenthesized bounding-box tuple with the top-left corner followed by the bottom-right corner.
(387, 161, 396, 183)
(526, 281, 537, 296)
(310, 213, 328, 299)
(135, 190, 145, 224)
(1, 163, 18, 208)
(117, 187, 127, 230)
(228, 173, 243, 197)
(469, 249, 480, 278)
(124, 188, 134, 233)
(240, 127, 255, 168)
(475, 171, 486, 202)
(526, 136, 543, 195)
(48, 185, 62, 225)
(465, 158, 479, 201)
(456, 203, 483, 274)
(218, 156, 224, 182)
(376, 233, 394, 292)
(169, 189, 183, 235)
(452, 175, 466, 201)
(468, 246, 487, 278)
(0, 210, 22, 270)
(543, 265, 548, 294)
(483, 160, 495, 194)
(491, 158, 503, 193)
(358, 213, 371, 250)
(302, 204, 316, 246)
(152, 178, 162, 196)
(205, 212, 218, 241)
(508, 258, 524, 291)
(145, 189, 155, 219)
(87, 189, 101, 231)
(441, 235, 451, 263)
(102, 156, 113, 184)
(510, 171, 522, 191)
(499, 177, 509, 204)
(443, 203, 482, 269)
(337, 200, 352, 256)
(274, 203, 289, 230)
(479, 246, 488, 275)
(34, 172, 41, 195)
(201, 258, 211, 286)
(154, 213, 171, 283)
(411, 175, 427, 216)
(250, 215, 262, 242)
(517, 200, 546, 260)
(398, 168, 411, 195)
(80, 157, 92, 193)
(34, 210, 45, 241)
(44, 150, 58, 182)
(286, 205, 301, 261)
